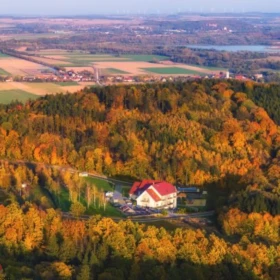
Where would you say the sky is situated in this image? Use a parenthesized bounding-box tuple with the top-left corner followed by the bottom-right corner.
(1, 0, 280, 15)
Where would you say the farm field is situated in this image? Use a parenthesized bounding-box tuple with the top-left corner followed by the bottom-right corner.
(24, 51, 170, 67)
(102, 68, 130, 74)
(93, 61, 223, 76)
(0, 68, 10, 76)
(0, 81, 95, 103)
(0, 17, 140, 27)
(0, 89, 37, 104)
(0, 55, 49, 76)
(142, 67, 206, 75)
(2, 49, 224, 78)
(0, 33, 64, 41)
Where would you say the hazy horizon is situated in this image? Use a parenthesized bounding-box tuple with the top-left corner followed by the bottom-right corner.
(1, 0, 280, 16)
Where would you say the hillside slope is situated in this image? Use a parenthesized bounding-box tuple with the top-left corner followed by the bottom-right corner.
(0, 81, 279, 214)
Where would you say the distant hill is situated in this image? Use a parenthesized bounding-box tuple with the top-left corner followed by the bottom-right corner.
(0, 80, 279, 214)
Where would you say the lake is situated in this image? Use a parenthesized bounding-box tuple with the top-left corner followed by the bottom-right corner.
(186, 45, 280, 53)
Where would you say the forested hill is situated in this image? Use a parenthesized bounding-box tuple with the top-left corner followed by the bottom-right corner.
(0, 80, 279, 214)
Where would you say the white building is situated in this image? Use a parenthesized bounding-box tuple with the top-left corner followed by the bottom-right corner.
(129, 180, 177, 209)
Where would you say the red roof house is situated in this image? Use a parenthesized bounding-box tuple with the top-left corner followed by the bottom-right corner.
(130, 180, 177, 209)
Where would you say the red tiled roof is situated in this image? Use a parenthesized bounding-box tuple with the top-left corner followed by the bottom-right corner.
(146, 189, 161, 202)
(129, 180, 176, 197)
(129, 179, 161, 195)
(129, 181, 141, 195)
(153, 182, 176, 196)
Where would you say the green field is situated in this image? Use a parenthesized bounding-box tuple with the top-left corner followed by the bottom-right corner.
(0, 68, 10, 76)
(86, 202, 124, 217)
(123, 54, 169, 62)
(198, 65, 228, 72)
(63, 54, 169, 66)
(105, 68, 130, 74)
(0, 90, 38, 104)
(84, 177, 114, 191)
(142, 67, 205, 75)
(54, 81, 79, 86)
(21, 83, 71, 93)
(26, 50, 170, 67)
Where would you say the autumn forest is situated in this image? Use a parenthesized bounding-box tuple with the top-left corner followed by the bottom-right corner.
(0, 80, 279, 279)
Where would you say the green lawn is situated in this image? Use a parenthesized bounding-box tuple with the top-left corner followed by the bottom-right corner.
(84, 177, 114, 191)
(0, 90, 38, 104)
(0, 68, 10, 76)
(85, 203, 124, 217)
(55, 177, 122, 217)
(141, 67, 205, 75)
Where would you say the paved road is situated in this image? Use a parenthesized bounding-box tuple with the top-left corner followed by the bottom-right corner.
(62, 210, 215, 223)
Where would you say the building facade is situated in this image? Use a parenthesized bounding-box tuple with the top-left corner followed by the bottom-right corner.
(129, 180, 177, 209)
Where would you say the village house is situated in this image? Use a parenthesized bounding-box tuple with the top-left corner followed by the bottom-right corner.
(129, 180, 177, 209)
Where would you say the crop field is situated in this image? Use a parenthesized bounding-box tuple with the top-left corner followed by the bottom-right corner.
(92, 61, 223, 76)
(54, 81, 79, 86)
(0, 81, 95, 104)
(7, 49, 225, 77)
(0, 68, 10, 76)
(0, 57, 48, 76)
(103, 68, 130, 74)
(141, 67, 206, 75)
(23, 50, 170, 67)
(0, 89, 38, 104)
(0, 33, 63, 41)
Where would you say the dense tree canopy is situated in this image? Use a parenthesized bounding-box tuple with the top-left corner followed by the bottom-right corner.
(0, 80, 279, 214)
(0, 80, 279, 279)
(0, 203, 278, 280)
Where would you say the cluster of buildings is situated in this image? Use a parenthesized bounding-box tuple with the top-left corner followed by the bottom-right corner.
(112, 179, 207, 211)
(4, 69, 95, 83)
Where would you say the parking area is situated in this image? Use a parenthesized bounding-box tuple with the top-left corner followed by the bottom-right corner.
(113, 203, 162, 216)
